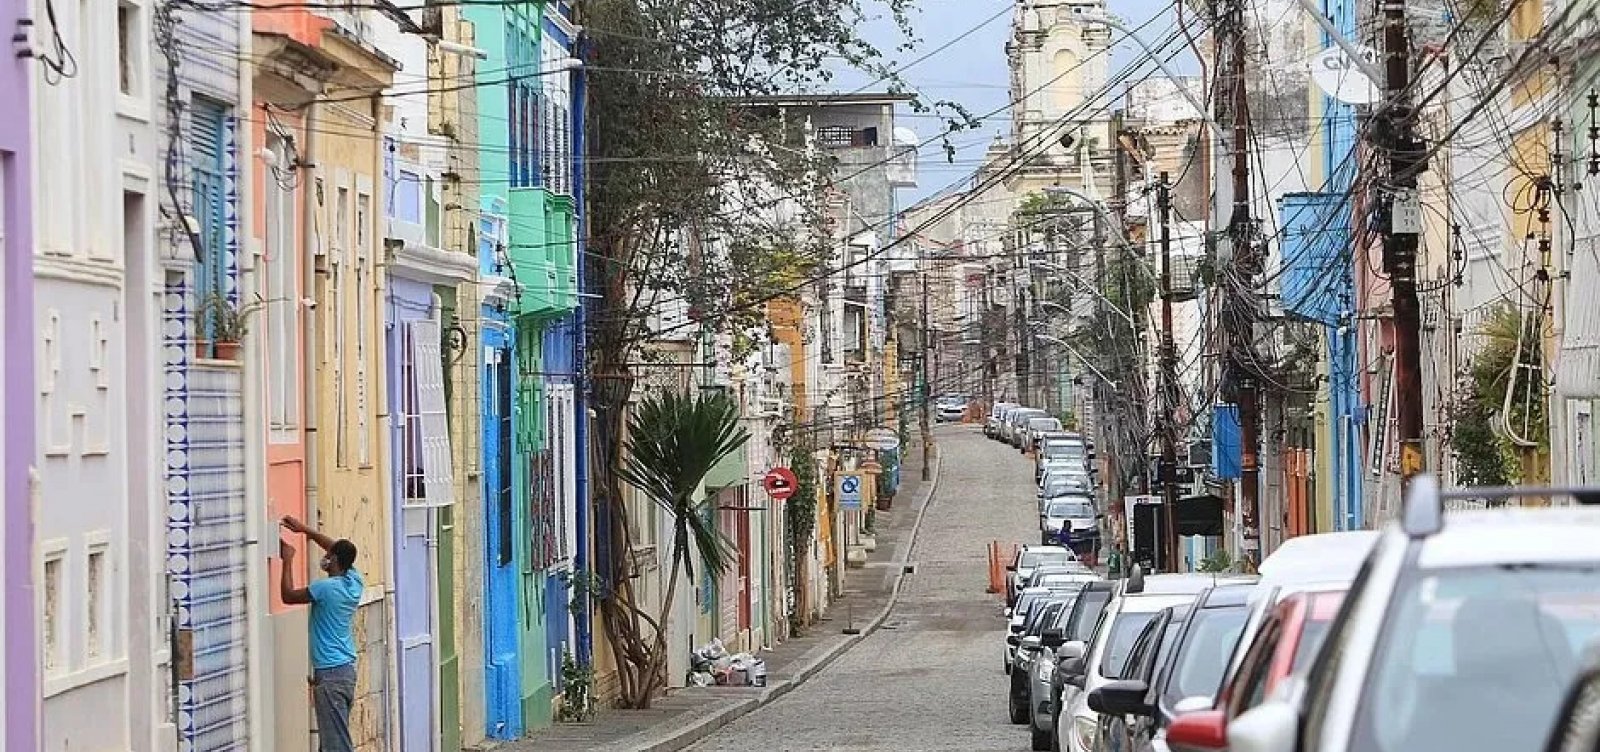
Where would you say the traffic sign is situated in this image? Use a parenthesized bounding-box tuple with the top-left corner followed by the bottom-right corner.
(838, 473, 864, 510)
(763, 467, 799, 502)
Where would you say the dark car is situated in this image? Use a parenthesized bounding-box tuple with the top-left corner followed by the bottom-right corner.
(1093, 583, 1256, 752)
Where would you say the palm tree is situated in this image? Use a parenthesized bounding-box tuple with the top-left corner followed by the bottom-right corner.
(615, 389, 750, 705)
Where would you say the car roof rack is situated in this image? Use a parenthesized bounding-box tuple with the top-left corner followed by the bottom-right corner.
(1403, 473, 1600, 539)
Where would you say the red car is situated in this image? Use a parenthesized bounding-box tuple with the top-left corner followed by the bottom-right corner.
(1165, 588, 1347, 750)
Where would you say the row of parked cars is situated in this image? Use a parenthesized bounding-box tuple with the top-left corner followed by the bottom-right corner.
(987, 402, 1103, 553)
(1002, 475, 1600, 752)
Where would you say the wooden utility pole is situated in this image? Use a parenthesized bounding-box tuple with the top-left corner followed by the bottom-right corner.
(1382, 0, 1426, 486)
(1224, 0, 1262, 562)
(1158, 173, 1180, 573)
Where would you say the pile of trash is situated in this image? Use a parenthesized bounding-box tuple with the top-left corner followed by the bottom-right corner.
(687, 638, 768, 688)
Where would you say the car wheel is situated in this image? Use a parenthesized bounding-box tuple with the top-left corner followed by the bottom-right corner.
(1031, 726, 1052, 751)
(1008, 687, 1028, 725)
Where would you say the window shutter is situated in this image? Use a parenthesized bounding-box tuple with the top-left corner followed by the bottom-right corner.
(189, 98, 228, 305)
(406, 319, 456, 507)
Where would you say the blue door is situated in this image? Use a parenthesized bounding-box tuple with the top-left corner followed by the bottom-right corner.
(483, 337, 522, 738)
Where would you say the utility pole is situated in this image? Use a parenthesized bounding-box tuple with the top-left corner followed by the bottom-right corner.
(919, 242, 933, 481)
(1158, 173, 1180, 574)
(1223, 0, 1262, 563)
(1382, 0, 1426, 487)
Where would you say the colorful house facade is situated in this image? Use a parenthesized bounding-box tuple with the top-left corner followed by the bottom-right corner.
(468, 0, 585, 733)
(2, 0, 37, 745)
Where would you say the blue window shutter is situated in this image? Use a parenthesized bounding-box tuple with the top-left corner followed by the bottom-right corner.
(189, 97, 228, 310)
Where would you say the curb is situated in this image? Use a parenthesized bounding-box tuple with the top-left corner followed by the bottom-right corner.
(629, 442, 948, 752)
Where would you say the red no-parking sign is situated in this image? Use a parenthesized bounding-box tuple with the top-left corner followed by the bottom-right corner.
(763, 467, 799, 502)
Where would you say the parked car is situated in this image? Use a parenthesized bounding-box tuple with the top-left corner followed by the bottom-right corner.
(1008, 585, 1082, 674)
(1005, 408, 1048, 445)
(1094, 583, 1258, 752)
(1040, 495, 1097, 546)
(1165, 587, 1347, 751)
(1013, 591, 1086, 727)
(1008, 544, 1078, 606)
(1048, 581, 1117, 748)
(988, 402, 1020, 439)
(936, 401, 966, 422)
(1087, 604, 1191, 751)
(1214, 477, 1600, 752)
(1037, 434, 1089, 480)
(1055, 570, 1256, 752)
(1020, 416, 1065, 451)
(1039, 469, 1094, 502)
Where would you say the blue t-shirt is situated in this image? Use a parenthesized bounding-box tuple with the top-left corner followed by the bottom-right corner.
(308, 568, 363, 670)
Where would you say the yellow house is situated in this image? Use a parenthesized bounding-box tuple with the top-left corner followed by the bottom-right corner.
(306, 21, 395, 751)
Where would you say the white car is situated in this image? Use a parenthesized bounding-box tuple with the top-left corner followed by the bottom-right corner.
(1056, 571, 1256, 752)
(1216, 476, 1600, 752)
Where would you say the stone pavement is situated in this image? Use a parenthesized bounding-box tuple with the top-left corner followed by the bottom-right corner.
(496, 437, 940, 752)
(685, 425, 1043, 751)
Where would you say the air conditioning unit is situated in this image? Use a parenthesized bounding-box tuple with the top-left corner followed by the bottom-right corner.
(755, 398, 788, 419)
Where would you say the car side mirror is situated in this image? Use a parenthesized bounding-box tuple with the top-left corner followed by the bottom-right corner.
(1006, 564, 1017, 572)
(1007, 634, 1022, 647)
(1041, 628, 1066, 649)
(1088, 679, 1152, 717)
(1228, 702, 1298, 752)
(1165, 709, 1228, 749)
(1059, 656, 1085, 677)
(1056, 640, 1086, 663)
(1021, 635, 1042, 652)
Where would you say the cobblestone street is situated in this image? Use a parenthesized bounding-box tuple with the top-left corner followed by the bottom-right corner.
(688, 425, 1044, 751)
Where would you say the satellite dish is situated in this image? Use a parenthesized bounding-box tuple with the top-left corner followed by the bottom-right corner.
(1310, 46, 1381, 105)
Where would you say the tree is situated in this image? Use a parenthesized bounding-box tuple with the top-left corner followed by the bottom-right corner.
(613, 391, 750, 702)
(574, 0, 978, 709)
(1452, 303, 1546, 485)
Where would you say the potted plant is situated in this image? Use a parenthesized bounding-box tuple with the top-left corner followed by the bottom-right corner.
(193, 292, 261, 361)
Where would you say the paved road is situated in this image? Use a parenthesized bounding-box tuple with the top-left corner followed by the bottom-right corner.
(688, 425, 1043, 751)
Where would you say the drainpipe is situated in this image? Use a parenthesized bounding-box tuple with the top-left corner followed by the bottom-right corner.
(570, 41, 592, 668)
(300, 94, 324, 748)
(370, 92, 402, 752)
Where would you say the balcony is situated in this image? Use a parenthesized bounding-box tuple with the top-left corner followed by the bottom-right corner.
(508, 188, 579, 317)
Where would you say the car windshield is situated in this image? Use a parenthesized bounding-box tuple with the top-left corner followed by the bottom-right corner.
(1014, 590, 1048, 618)
(1355, 563, 1600, 751)
(1044, 442, 1085, 459)
(1046, 500, 1095, 518)
(1067, 589, 1113, 641)
(1044, 474, 1087, 491)
(1020, 549, 1074, 569)
(1162, 606, 1250, 707)
(1291, 616, 1334, 672)
(1100, 611, 1160, 679)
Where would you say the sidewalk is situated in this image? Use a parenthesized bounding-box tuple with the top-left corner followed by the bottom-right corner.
(497, 440, 943, 752)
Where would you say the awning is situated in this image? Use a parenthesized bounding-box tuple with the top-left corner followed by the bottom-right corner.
(1175, 493, 1226, 537)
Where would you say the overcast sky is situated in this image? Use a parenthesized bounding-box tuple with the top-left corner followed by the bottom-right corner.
(826, 0, 1201, 205)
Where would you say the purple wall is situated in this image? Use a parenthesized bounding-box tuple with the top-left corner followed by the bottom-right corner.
(2, 0, 38, 747)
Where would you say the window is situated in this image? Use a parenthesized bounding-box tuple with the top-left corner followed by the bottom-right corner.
(189, 97, 229, 316)
(355, 193, 370, 259)
(43, 551, 63, 675)
(336, 187, 350, 251)
(86, 545, 107, 662)
(117, 2, 141, 96)
(265, 135, 298, 430)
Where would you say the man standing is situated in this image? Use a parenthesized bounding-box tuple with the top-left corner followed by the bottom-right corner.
(280, 515, 363, 752)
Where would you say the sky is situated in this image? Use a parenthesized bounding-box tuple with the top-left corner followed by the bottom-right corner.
(826, 0, 1200, 205)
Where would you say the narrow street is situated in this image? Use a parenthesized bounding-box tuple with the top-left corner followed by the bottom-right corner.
(689, 425, 1043, 751)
